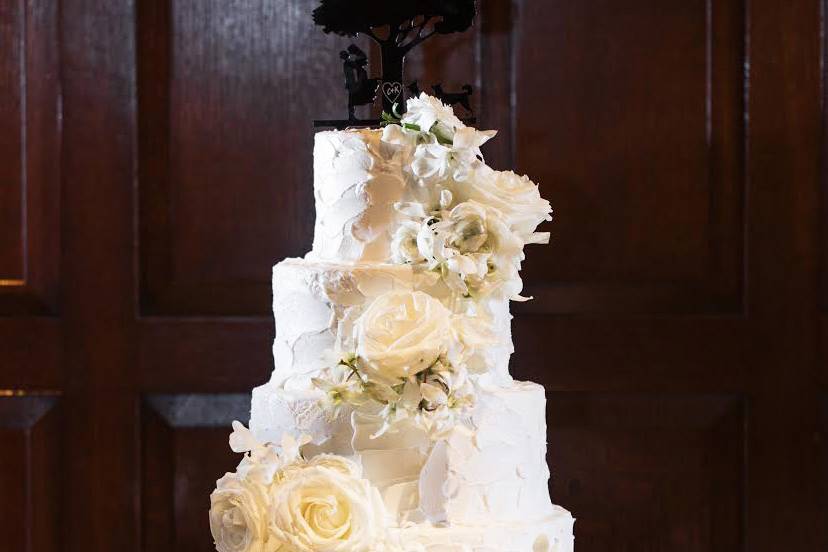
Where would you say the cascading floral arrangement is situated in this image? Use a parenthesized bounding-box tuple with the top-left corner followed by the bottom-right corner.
(312, 94, 553, 438)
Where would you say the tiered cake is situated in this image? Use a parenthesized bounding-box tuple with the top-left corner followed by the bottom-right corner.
(209, 95, 575, 552)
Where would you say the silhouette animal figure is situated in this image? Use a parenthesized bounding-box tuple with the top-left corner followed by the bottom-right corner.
(408, 81, 422, 99)
(432, 84, 474, 113)
(341, 45, 380, 120)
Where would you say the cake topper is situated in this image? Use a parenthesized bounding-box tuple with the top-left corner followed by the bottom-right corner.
(312, 0, 478, 128)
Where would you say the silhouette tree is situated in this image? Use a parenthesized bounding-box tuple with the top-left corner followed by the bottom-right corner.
(313, 0, 476, 111)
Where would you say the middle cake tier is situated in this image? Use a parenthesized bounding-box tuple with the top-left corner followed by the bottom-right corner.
(269, 258, 515, 389)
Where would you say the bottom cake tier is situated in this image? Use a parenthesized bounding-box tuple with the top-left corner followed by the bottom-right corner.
(389, 506, 575, 552)
(251, 378, 572, 531)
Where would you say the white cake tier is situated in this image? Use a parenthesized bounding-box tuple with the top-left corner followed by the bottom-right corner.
(251, 379, 558, 527)
(390, 505, 575, 552)
(270, 258, 514, 388)
(309, 129, 412, 263)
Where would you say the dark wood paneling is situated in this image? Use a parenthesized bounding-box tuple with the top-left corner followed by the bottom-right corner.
(141, 394, 249, 551)
(747, 0, 823, 547)
(548, 393, 744, 551)
(0, 0, 818, 550)
(138, 319, 271, 391)
(137, 0, 367, 316)
(60, 1, 138, 550)
(822, 0, 828, 390)
(823, 317, 828, 388)
(823, 0, 828, 319)
(0, 0, 25, 281)
(513, 0, 744, 315)
(513, 316, 748, 391)
(0, 395, 61, 552)
(0, 0, 60, 314)
(821, 395, 828, 529)
(478, 0, 515, 170)
(0, 319, 61, 389)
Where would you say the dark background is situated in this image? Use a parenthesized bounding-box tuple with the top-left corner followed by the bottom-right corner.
(0, 0, 825, 550)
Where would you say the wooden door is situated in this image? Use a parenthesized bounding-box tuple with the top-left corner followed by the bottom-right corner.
(0, 1, 824, 551)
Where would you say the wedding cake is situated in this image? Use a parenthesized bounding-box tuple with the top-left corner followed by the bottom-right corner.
(209, 94, 575, 551)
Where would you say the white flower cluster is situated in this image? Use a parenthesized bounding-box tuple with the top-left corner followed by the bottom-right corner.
(209, 423, 393, 552)
(314, 290, 494, 438)
(383, 94, 552, 300)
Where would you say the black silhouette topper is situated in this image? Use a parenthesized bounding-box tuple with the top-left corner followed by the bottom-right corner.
(340, 45, 380, 121)
(313, 0, 477, 127)
(431, 83, 474, 113)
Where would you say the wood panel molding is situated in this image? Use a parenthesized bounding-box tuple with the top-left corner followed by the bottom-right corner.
(547, 393, 745, 551)
(136, 0, 355, 316)
(0, 395, 62, 552)
(138, 319, 272, 390)
(511, 0, 746, 315)
(0, 319, 61, 389)
(823, 0, 828, 316)
(141, 394, 249, 550)
(0, 0, 61, 315)
(821, 394, 828, 528)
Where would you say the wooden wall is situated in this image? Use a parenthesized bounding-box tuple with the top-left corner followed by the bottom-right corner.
(0, 0, 825, 550)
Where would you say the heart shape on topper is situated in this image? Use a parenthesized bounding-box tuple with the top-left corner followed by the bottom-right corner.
(382, 81, 402, 103)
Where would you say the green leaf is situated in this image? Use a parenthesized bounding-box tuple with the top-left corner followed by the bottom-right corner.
(380, 111, 399, 126)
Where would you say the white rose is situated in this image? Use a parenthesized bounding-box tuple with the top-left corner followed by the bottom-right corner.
(355, 291, 452, 381)
(280, 454, 362, 481)
(461, 165, 552, 240)
(209, 473, 272, 552)
(268, 463, 388, 552)
(306, 454, 362, 476)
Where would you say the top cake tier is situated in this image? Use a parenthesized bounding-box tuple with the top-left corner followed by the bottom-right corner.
(307, 97, 552, 305)
(309, 129, 410, 263)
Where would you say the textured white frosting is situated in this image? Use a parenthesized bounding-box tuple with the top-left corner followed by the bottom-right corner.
(390, 506, 574, 552)
(251, 380, 555, 527)
(309, 129, 412, 263)
(245, 127, 574, 551)
(270, 258, 514, 388)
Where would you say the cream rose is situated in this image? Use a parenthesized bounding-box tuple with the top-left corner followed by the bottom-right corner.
(209, 473, 272, 552)
(461, 165, 552, 240)
(280, 454, 361, 481)
(307, 454, 362, 476)
(354, 291, 452, 381)
(268, 462, 387, 552)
